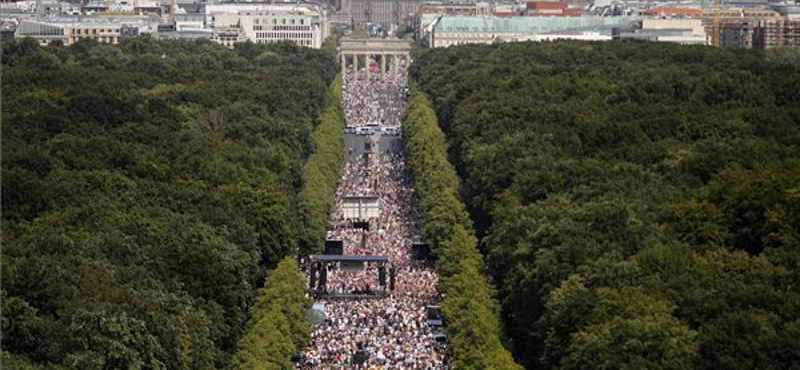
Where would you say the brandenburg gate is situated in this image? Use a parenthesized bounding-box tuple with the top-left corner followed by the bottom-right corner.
(339, 37, 412, 83)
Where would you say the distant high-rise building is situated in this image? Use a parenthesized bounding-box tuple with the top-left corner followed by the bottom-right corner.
(753, 19, 800, 48)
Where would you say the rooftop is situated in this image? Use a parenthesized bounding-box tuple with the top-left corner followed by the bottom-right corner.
(434, 15, 642, 34)
(205, 3, 323, 15)
(19, 16, 155, 27)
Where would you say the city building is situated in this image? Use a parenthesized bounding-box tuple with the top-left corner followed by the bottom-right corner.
(703, 8, 782, 46)
(620, 18, 707, 44)
(770, 3, 800, 19)
(533, 28, 613, 41)
(79, 1, 164, 16)
(415, 1, 492, 38)
(753, 18, 800, 47)
(0, 0, 62, 19)
(13, 16, 156, 45)
(429, 15, 641, 47)
(174, 3, 206, 31)
(329, 12, 352, 29)
(208, 3, 328, 48)
(644, 6, 703, 19)
(492, 2, 521, 17)
(346, 0, 424, 28)
(211, 25, 245, 47)
(726, 0, 771, 7)
(525, 1, 582, 17)
(417, 1, 491, 17)
(2, 18, 21, 40)
(588, 0, 637, 17)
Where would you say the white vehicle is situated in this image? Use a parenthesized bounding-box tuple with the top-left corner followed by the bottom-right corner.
(357, 127, 375, 136)
(382, 126, 401, 136)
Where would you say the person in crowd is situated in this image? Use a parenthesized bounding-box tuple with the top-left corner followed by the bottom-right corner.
(298, 62, 448, 370)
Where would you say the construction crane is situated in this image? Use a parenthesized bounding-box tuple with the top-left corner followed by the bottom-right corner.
(713, 0, 721, 46)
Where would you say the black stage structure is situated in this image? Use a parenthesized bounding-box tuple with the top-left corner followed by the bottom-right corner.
(307, 255, 396, 298)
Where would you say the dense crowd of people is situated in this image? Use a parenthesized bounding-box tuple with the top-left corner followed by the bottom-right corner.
(342, 62, 408, 128)
(328, 154, 421, 261)
(297, 60, 449, 369)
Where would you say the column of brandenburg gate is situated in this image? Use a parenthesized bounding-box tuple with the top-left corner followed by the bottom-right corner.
(339, 37, 412, 83)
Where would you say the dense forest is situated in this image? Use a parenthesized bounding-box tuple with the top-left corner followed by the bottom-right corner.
(231, 257, 310, 370)
(411, 41, 800, 370)
(1, 37, 336, 369)
(403, 90, 521, 370)
(231, 75, 345, 370)
(297, 75, 346, 256)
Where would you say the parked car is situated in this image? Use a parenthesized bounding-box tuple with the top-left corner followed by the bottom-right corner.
(382, 126, 401, 136)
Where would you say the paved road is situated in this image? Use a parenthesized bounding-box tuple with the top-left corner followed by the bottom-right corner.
(344, 132, 404, 163)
